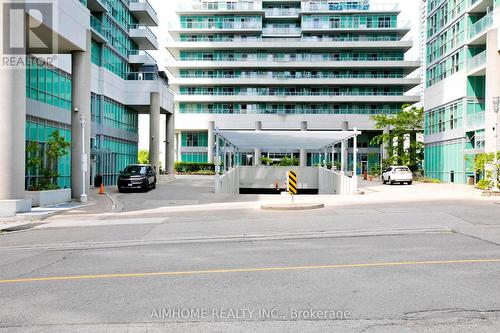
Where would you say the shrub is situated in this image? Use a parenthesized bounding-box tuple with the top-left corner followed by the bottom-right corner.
(476, 179, 492, 190)
(260, 157, 273, 166)
(279, 157, 299, 166)
(416, 177, 441, 184)
(174, 162, 215, 173)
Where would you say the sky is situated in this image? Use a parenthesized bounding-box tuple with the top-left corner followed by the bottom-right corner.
(139, 0, 422, 150)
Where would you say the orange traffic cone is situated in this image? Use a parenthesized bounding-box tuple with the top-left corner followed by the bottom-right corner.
(99, 183, 105, 195)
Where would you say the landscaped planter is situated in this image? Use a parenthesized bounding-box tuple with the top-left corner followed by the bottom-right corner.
(25, 188, 72, 207)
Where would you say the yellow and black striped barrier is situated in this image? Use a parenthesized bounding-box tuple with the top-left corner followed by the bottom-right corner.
(288, 170, 298, 195)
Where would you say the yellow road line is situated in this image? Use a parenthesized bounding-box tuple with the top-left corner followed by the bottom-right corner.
(0, 259, 499, 284)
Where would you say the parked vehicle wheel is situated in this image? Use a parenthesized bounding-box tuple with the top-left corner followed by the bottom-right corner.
(151, 177, 157, 190)
(382, 178, 386, 184)
(408, 181, 413, 185)
(389, 178, 395, 185)
(141, 181, 149, 192)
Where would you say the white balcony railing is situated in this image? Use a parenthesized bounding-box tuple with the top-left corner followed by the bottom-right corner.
(265, 7, 300, 16)
(302, 2, 398, 12)
(177, 1, 262, 11)
(170, 22, 262, 30)
(262, 27, 301, 35)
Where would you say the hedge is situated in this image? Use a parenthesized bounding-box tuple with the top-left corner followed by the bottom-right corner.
(174, 162, 215, 173)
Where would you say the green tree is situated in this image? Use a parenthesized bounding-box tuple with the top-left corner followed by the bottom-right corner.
(26, 141, 43, 190)
(27, 131, 70, 191)
(472, 152, 500, 188)
(370, 105, 424, 172)
(138, 149, 149, 164)
(44, 131, 70, 189)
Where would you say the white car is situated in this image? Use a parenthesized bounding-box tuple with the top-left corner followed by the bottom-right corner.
(382, 166, 413, 185)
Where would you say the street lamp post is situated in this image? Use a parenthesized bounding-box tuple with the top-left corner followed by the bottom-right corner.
(80, 115, 88, 203)
(493, 97, 500, 192)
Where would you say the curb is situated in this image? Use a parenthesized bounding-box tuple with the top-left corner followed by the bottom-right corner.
(105, 192, 124, 213)
(261, 203, 325, 211)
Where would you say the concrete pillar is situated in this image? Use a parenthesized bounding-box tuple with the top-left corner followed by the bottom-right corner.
(341, 140, 346, 173)
(149, 92, 161, 173)
(215, 133, 221, 174)
(300, 121, 307, 167)
(254, 121, 262, 165)
(331, 146, 336, 170)
(207, 121, 215, 163)
(71, 31, 92, 202)
(0, 23, 31, 213)
(382, 126, 390, 160)
(165, 112, 175, 174)
(353, 131, 358, 192)
(176, 132, 181, 161)
(485, 28, 500, 154)
(341, 121, 349, 131)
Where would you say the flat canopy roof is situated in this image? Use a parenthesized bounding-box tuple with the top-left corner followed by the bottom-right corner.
(217, 130, 361, 150)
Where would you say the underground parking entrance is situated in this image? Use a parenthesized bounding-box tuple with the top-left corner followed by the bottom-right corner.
(212, 129, 362, 196)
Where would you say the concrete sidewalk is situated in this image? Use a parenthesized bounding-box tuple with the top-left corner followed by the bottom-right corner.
(0, 188, 114, 232)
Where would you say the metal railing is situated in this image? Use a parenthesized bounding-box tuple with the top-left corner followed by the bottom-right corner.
(172, 22, 262, 30)
(177, 1, 263, 11)
(180, 91, 405, 96)
(178, 56, 406, 62)
(178, 73, 407, 79)
(265, 8, 300, 16)
(302, 20, 410, 30)
(129, 24, 157, 39)
(180, 108, 401, 115)
(302, 2, 398, 12)
(174, 35, 411, 43)
(262, 27, 301, 35)
(128, 50, 156, 63)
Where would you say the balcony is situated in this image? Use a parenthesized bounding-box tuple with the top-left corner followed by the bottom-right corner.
(467, 50, 487, 75)
(129, 0, 159, 26)
(128, 50, 156, 65)
(301, 2, 398, 12)
(177, 1, 263, 12)
(179, 108, 402, 115)
(264, 8, 300, 17)
(302, 20, 410, 31)
(176, 93, 419, 104)
(466, 111, 485, 130)
(169, 21, 262, 33)
(90, 15, 107, 43)
(468, 12, 493, 42)
(87, 0, 107, 12)
(262, 27, 301, 36)
(129, 25, 159, 50)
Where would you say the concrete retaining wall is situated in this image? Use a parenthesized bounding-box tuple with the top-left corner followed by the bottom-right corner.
(238, 166, 319, 189)
(318, 167, 354, 195)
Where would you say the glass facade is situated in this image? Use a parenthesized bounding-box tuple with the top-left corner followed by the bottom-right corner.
(424, 0, 496, 183)
(171, 0, 418, 164)
(25, 116, 72, 189)
(25, 0, 161, 190)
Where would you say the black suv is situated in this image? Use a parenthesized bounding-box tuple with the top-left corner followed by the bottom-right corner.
(118, 164, 157, 193)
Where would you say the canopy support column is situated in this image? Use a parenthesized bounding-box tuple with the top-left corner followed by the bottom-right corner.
(331, 146, 335, 171)
(340, 140, 346, 173)
(352, 129, 358, 193)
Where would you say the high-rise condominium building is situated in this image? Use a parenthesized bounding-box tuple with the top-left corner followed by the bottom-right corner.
(166, 0, 420, 171)
(424, 0, 500, 183)
(0, 0, 173, 214)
